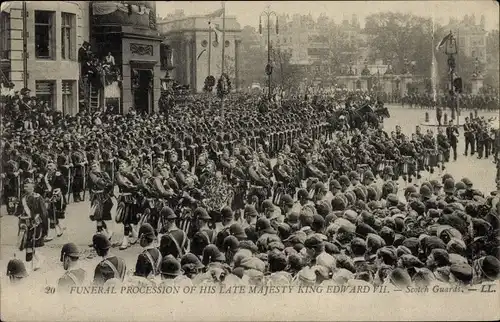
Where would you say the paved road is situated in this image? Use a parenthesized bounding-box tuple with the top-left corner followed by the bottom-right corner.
(0, 106, 497, 285)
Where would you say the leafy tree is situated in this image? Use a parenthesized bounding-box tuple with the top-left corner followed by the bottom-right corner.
(485, 29, 499, 89)
(239, 25, 267, 88)
(363, 12, 434, 75)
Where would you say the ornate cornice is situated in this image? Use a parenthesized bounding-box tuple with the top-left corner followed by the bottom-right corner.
(130, 43, 154, 56)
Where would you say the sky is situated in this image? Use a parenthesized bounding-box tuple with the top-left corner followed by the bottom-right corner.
(156, 1, 499, 30)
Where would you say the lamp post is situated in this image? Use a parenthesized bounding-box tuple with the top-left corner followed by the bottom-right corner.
(444, 31, 460, 124)
(259, 6, 278, 101)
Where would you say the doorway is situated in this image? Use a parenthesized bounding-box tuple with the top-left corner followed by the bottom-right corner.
(132, 69, 153, 114)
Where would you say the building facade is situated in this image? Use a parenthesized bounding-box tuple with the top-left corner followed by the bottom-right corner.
(158, 15, 242, 93)
(1, 1, 89, 115)
(446, 14, 488, 63)
(90, 1, 162, 114)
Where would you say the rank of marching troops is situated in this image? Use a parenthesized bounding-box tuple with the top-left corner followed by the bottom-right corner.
(2, 118, 467, 276)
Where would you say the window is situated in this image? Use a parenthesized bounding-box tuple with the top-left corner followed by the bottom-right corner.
(35, 11, 54, 59)
(0, 12, 10, 60)
(36, 80, 55, 108)
(61, 13, 75, 60)
(62, 80, 74, 115)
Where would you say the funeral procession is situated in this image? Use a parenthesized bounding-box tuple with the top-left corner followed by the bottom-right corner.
(0, 1, 499, 317)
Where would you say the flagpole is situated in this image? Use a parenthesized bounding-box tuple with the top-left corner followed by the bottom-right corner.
(220, 1, 226, 119)
(208, 20, 212, 78)
(221, 1, 226, 75)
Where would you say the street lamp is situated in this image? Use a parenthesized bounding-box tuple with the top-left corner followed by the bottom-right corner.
(444, 31, 460, 123)
(259, 6, 278, 101)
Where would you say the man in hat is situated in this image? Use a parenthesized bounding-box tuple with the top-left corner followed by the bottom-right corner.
(463, 117, 475, 156)
(446, 119, 459, 161)
(92, 233, 127, 285)
(159, 255, 184, 282)
(58, 243, 86, 292)
(18, 178, 48, 271)
(6, 258, 29, 285)
(243, 205, 259, 243)
(134, 223, 162, 278)
(191, 208, 215, 257)
(158, 207, 189, 258)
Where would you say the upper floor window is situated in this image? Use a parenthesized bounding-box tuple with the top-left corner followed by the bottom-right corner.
(36, 80, 55, 108)
(0, 12, 10, 60)
(61, 13, 75, 60)
(62, 80, 75, 115)
(35, 11, 55, 59)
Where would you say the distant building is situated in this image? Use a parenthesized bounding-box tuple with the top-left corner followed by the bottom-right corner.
(158, 14, 242, 93)
(446, 14, 487, 63)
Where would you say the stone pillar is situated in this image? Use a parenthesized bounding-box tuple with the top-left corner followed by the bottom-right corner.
(190, 39, 196, 92)
(234, 39, 240, 91)
(360, 77, 368, 91)
(471, 76, 484, 95)
(185, 39, 191, 86)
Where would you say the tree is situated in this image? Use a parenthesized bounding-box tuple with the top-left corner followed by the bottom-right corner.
(272, 48, 305, 91)
(216, 54, 236, 80)
(239, 25, 267, 88)
(363, 12, 434, 75)
(485, 29, 499, 89)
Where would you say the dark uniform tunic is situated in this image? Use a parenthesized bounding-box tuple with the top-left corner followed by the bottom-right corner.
(93, 255, 127, 285)
(134, 246, 162, 278)
(58, 268, 86, 292)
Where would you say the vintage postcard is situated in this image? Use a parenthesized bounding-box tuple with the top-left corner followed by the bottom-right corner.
(0, 0, 499, 321)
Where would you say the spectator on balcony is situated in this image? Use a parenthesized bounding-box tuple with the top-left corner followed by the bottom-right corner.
(78, 42, 91, 76)
(104, 52, 115, 67)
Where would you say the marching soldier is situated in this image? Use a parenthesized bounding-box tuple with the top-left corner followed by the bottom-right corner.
(17, 178, 48, 271)
(446, 119, 459, 161)
(3, 159, 22, 216)
(437, 127, 450, 163)
(88, 160, 114, 240)
(70, 142, 87, 202)
(116, 160, 140, 250)
(463, 117, 475, 156)
(43, 160, 67, 241)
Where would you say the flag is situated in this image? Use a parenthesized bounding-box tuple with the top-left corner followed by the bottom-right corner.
(212, 24, 222, 43)
(197, 49, 206, 60)
(1, 2, 12, 13)
(436, 32, 452, 51)
(205, 7, 224, 19)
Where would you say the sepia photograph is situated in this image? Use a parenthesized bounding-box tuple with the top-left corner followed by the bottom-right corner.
(0, 1, 499, 321)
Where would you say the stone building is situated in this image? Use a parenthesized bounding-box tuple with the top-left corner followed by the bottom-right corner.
(446, 15, 488, 63)
(1, 1, 89, 115)
(1, 1, 163, 114)
(90, 1, 162, 114)
(158, 14, 242, 93)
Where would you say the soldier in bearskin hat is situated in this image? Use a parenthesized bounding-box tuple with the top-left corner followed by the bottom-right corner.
(88, 160, 115, 240)
(17, 178, 49, 271)
(2, 159, 22, 216)
(115, 159, 141, 250)
(42, 159, 68, 240)
(70, 141, 87, 202)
